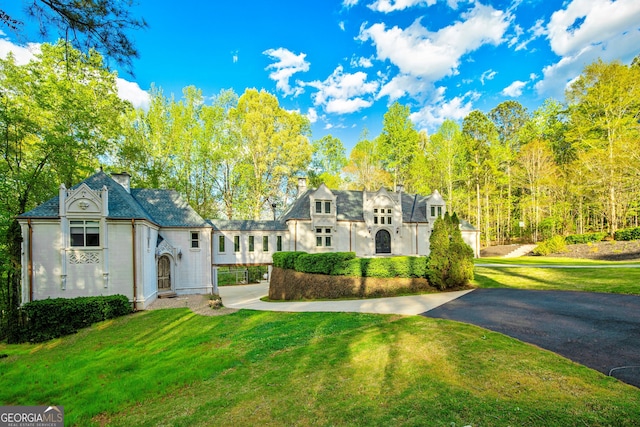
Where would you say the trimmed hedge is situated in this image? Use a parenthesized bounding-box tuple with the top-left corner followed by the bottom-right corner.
(20, 295, 132, 343)
(294, 252, 356, 275)
(332, 256, 428, 278)
(272, 251, 307, 269)
(565, 232, 607, 245)
(614, 227, 640, 241)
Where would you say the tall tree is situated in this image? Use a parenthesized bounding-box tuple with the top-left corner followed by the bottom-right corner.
(2, 0, 147, 72)
(230, 89, 312, 219)
(308, 135, 347, 189)
(378, 102, 420, 189)
(344, 130, 392, 191)
(425, 120, 465, 212)
(565, 59, 640, 235)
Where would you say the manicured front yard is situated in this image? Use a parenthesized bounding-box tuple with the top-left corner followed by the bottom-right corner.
(1, 308, 639, 426)
(474, 257, 640, 294)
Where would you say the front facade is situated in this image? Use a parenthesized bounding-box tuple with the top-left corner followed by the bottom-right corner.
(19, 174, 479, 309)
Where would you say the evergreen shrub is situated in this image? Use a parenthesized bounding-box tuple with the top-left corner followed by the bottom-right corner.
(427, 213, 474, 290)
(565, 232, 607, 244)
(614, 227, 640, 241)
(20, 294, 132, 343)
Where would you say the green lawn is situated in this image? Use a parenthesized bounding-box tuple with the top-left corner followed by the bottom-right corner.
(473, 257, 640, 294)
(1, 309, 639, 426)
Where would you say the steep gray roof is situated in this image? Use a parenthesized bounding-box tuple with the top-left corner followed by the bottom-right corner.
(280, 189, 434, 224)
(20, 172, 209, 228)
(209, 220, 288, 232)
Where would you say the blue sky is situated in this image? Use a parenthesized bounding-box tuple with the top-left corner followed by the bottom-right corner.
(2, 0, 640, 152)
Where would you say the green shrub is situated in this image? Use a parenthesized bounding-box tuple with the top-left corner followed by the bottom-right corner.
(20, 295, 132, 343)
(323, 256, 428, 279)
(272, 251, 307, 269)
(293, 252, 356, 275)
(565, 232, 607, 244)
(614, 227, 640, 241)
(533, 235, 567, 256)
(428, 213, 474, 290)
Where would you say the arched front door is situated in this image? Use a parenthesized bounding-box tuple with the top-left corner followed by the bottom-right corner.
(157, 255, 171, 291)
(375, 229, 391, 254)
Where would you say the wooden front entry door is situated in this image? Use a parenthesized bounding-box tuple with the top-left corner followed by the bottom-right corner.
(158, 256, 171, 291)
(375, 229, 391, 254)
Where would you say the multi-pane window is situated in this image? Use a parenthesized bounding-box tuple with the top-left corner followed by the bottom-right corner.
(190, 231, 199, 248)
(249, 235, 255, 252)
(70, 220, 100, 247)
(315, 228, 332, 247)
(218, 235, 225, 253)
(263, 235, 269, 252)
(234, 236, 240, 252)
(276, 235, 282, 252)
(315, 200, 332, 214)
(431, 206, 443, 217)
(373, 208, 392, 226)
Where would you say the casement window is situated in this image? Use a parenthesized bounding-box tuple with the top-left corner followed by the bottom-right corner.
(249, 235, 255, 252)
(431, 206, 443, 217)
(263, 235, 269, 251)
(218, 235, 225, 253)
(315, 200, 332, 214)
(315, 228, 332, 247)
(373, 208, 392, 226)
(190, 231, 199, 248)
(70, 220, 100, 247)
(276, 235, 282, 252)
(234, 236, 240, 252)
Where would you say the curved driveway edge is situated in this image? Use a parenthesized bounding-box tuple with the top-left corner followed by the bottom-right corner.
(218, 282, 473, 316)
(423, 288, 640, 388)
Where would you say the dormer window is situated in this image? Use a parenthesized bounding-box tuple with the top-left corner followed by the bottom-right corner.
(431, 206, 443, 217)
(70, 220, 100, 247)
(315, 200, 332, 214)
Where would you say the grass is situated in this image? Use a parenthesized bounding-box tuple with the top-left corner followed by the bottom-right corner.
(473, 257, 640, 294)
(1, 309, 640, 426)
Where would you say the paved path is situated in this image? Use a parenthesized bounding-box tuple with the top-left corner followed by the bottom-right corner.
(423, 288, 640, 388)
(218, 282, 473, 315)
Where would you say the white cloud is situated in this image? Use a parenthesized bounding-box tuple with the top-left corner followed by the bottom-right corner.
(536, 0, 640, 97)
(350, 55, 374, 68)
(231, 50, 238, 63)
(377, 74, 431, 101)
(306, 65, 378, 114)
(263, 48, 310, 97)
(546, 0, 640, 57)
(410, 89, 477, 130)
(480, 69, 496, 85)
(343, 0, 359, 7)
(0, 37, 40, 64)
(367, 0, 437, 13)
(501, 80, 526, 97)
(358, 3, 510, 82)
(116, 78, 150, 110)
(339, 21, 346, 31)
(307, 107, 318, 123)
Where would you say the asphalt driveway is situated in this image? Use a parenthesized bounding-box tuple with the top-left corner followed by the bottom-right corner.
(423, 288, 640, 388)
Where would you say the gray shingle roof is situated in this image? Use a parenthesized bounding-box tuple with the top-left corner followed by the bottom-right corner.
(20, 172, 209, 228)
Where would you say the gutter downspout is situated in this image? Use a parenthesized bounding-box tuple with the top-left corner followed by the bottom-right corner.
(131, 219, 137, 310)
(28, 219, 33, 302)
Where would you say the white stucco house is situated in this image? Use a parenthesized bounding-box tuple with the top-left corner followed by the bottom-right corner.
(19, 173, 479, 309)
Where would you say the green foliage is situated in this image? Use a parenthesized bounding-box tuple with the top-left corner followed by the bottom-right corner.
(293, 252, 356, 275)
(565, 232, 607, 244)
(614, 227, 640, 241)
(332, 256, 428, 279)
(428, 213, 474, 290)
(19, 295, 132, 343)
(272, 251, 307, 269)
(533, 236, 568, 256)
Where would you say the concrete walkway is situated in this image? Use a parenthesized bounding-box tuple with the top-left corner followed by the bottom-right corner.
(218, 282, 474, 315)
